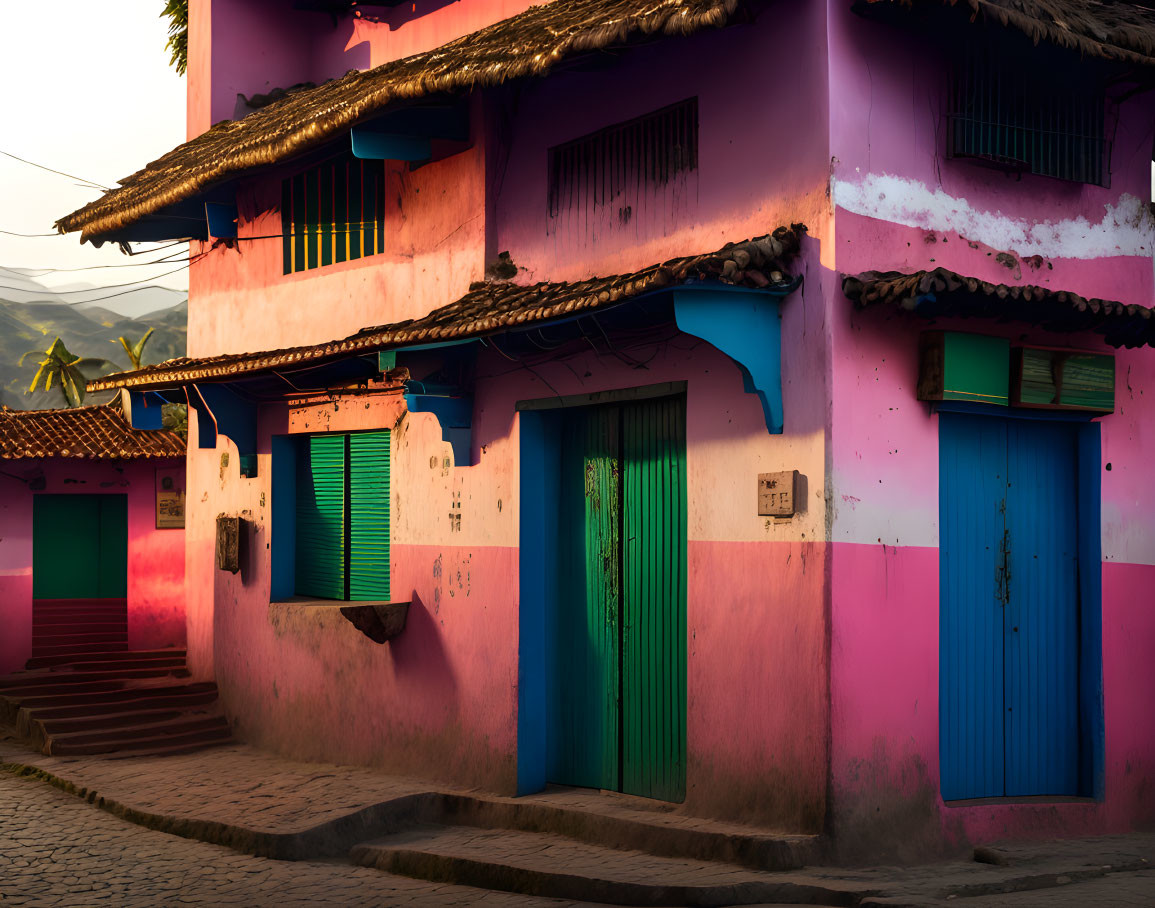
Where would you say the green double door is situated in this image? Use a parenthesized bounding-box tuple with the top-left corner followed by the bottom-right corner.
(549, 396, 687, 802)
(32, 494, 128, 599)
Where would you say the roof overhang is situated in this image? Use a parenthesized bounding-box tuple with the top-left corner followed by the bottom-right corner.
(843, 268, 1155, 348)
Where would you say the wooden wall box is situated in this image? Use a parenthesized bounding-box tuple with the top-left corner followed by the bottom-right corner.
(918, 331, 1010, 405)
(1012, 346, 1114, 412)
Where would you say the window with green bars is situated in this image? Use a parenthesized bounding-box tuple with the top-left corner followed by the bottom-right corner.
(295, 431, 390, 601)
(947, 39, 1111, 186)
(281, 154, 386, 274)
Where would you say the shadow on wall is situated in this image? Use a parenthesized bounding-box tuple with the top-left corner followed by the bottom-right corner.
(392, 590, 460, 706)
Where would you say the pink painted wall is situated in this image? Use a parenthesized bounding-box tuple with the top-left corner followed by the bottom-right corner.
(820, 0, 1155, 859)
(0, 459, 186, 674)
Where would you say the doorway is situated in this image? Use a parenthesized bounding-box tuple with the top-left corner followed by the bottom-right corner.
(939, 412, 1101, 800)
(546, 395, 687, 802)
(32, 494, 127, 600)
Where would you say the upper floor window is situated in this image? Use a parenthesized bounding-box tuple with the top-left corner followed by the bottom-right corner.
(281, 153, 386, 275)
(947, 42, 1110, 186)
(547, 98, 699, 245)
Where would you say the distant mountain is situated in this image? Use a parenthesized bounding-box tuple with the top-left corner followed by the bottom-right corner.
(0, 266, 186, 320)
(0, 293, 187, 411)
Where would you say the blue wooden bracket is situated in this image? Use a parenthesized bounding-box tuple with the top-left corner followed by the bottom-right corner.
(205, 202, 238, 239)
(673, 285, 796, 434)
(191, 384, 258, 475)
(352, 104, 470, 163)
(403, 389, 474, 466)
(120, 389, 167, 430)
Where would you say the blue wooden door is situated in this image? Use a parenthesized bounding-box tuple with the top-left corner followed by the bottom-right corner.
(940, 413, 1081, 800)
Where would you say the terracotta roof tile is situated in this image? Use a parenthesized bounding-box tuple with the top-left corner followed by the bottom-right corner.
(843, 267, 1155, 348)
(88, 225, 804, 391)
(0, 401, 186, 460)
(56, 0, 740, 240)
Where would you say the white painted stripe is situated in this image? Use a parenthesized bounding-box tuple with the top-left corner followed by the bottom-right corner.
(833, 174, 1153, 260)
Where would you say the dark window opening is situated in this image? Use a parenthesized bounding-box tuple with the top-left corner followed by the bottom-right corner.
(547, 98, 699, 231)
(947, 40, 1111, 186)
(281, 153, 386, 275)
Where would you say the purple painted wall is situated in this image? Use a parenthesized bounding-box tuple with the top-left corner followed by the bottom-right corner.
(0, 458, 186, 674)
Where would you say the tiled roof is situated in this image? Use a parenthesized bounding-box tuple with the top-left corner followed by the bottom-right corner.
(860, 0, 1155, 66)
(88, 225, 804, 391)
(843, 268, 1155, 348)
(0, 401, 186, 460)
(56, 0, 740, 240)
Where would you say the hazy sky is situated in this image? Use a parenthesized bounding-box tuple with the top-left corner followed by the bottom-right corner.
(0, 1, 187, 291)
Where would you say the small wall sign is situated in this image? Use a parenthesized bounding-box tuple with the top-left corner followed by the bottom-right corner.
(758, 470, 798, 517)
(155, 467, 185, 529)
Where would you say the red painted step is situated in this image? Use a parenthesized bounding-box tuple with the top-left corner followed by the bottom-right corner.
(32, 636, 130, 653)
(34, 614, 128, 629)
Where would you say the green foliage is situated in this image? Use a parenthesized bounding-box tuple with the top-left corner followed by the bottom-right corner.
(162, 0, 188, 76)
(162, 402, 189, 438)
(20, 338, 119, 409)
(115, 328, 155, 370)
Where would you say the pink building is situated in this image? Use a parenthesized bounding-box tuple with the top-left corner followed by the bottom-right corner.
(57, 0, 1155, 861)
(0, 401, 186, 675)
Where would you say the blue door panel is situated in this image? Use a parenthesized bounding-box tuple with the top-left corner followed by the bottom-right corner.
(1005, 421, 1080, 796)
(940, 414, 1008, 801)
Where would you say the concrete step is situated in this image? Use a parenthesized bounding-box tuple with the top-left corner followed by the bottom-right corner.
(24, 649, 187, 670)
(48, 715, 232, 756)
(351, 825, 858, 907)
(28, 707, 187, 749)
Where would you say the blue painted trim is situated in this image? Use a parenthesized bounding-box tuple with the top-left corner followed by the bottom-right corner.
(403, 393, 473, 466)
(1076, 422, 1105, 800)
(672, 287, 789, 434)
(935, 401, 1099, 422)
(205, 202, 238, 239)
(123, 390, 166, 430)
(270, 436, 297, 602)
(351, 130, 431, 162)
(517, 410, 561, 795)
(193, 384, 258, 463)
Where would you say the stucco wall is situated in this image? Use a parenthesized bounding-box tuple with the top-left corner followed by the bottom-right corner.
(0, 458, 186, 675)
(824, 0, 1155, 859)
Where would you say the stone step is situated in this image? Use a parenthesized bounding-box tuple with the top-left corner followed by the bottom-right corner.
(48, 715, 232, 756)
(15, 682, 219, 723)
(0, 665, 189, 691)
(27, 707, 189, 750)
(351, 825, 858, 907)
(25, 649, 186, 670)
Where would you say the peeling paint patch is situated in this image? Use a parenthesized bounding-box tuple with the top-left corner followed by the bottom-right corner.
(833, 175, 1154, 260)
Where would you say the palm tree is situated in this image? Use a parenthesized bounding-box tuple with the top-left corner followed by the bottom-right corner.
(20, 337, 119, 409)
(115, 328, 155, 370)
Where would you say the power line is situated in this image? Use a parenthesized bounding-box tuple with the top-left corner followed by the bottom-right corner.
(0, 149, 110, 190)
(0, 228, 60, 238)
(0, 264, 192, 297)
(15, 253, 194, 274)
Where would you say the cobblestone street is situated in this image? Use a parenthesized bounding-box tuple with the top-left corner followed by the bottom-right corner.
(0, 774, 585, 908)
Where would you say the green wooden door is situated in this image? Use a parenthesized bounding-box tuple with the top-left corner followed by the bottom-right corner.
(349, 431, 391, 600)
(32, 494, 127, 599)
(550, 396, 687, 801)
(551, 407, 622, 790)
(295, 434, 347, 599)
(622, 396, 687, 802)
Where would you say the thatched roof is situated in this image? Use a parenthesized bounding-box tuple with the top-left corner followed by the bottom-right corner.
(843, 267, 1155, 348)
(859, 0, 1155, 66)
(57, 0, 740, 241)
(87, 225, 804, 391)
(0, 401, 186, 460)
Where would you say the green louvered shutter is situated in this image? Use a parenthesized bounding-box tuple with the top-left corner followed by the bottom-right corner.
(348, 431, 391, 600)
(296, 434, 347, 599)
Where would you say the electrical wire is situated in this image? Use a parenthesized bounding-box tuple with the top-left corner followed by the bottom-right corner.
(0, 149, 110, 190)
(0, 228, 60, 238)
(0, 264, 192, 297)
(16, 253, 194, 274)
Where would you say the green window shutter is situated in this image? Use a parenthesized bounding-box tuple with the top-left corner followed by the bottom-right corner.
(295, 434, 347, 599)
(348, 431, 390, 601)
